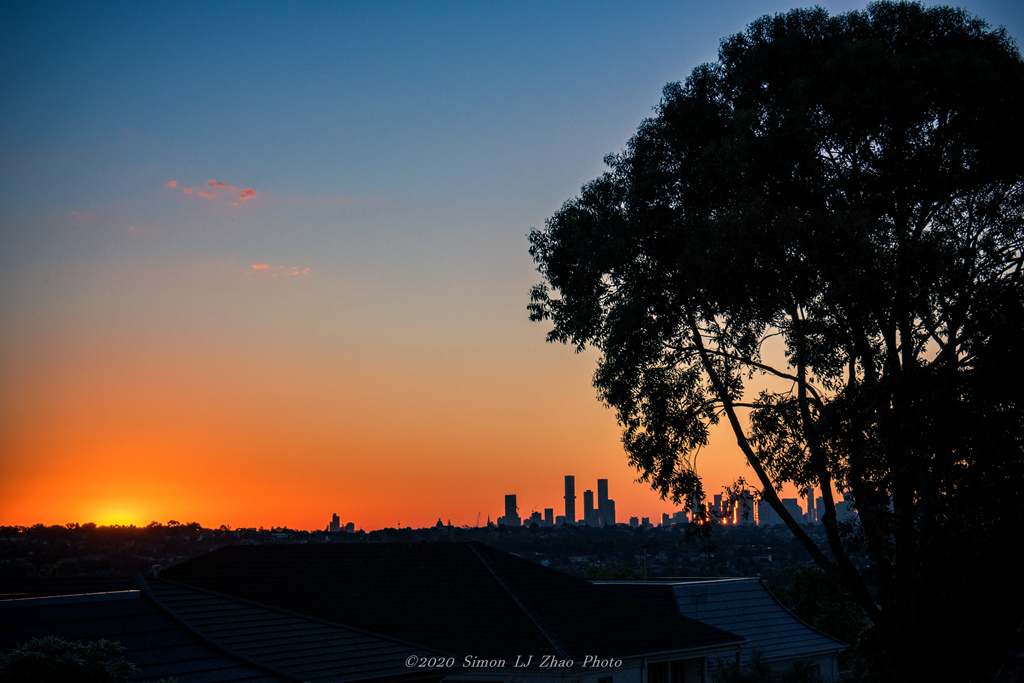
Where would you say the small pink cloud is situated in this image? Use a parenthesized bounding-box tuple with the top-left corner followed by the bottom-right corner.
(171, 178, 258, 207)
(69, 210, 97, 224)
(248, 263, 313, 277)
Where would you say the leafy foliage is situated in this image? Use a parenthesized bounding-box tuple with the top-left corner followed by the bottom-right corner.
(0, 636, 137, 683)
(529, 3, 1024, 681)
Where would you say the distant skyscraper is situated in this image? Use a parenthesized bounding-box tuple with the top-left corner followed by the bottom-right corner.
(758, 500, 782, 526)
(564, 476, 576, 526)
(499, 494, 521, 527)
(583, 490, 595, 526)
(597, 479, 609, 527)
(805, 486, 816, 523)
(329, 513, 340, 533)
(544, 508, 554, 526)
(836, 490, 858, 523)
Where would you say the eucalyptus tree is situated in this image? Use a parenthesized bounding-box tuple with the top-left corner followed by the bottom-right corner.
(529, 3, 1024, 680)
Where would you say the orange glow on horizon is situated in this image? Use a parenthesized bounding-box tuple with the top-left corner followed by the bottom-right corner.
(0, 258, 763, 533)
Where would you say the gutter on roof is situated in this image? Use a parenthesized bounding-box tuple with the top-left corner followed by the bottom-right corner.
(638, 641, 746, 661)
(0, 590, 141, 606)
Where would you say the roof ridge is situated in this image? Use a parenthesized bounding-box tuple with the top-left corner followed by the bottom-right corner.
(135, 577, 300, 682)
(469, 543, 570, 659)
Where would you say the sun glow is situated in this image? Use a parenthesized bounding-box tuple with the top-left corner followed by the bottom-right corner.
(94, 507, 142, 527)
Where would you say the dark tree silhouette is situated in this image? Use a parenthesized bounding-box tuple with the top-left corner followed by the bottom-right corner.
(529, 3, 1024, 681)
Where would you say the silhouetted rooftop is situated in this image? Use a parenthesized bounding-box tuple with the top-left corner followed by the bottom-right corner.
(0, 590, 292, 682)
(594, 577, 846, 664)
(146, 578, 453, 682)
(161, 541, 743, 660)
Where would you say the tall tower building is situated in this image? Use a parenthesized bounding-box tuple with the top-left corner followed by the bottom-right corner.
(564, 475, 576, 526)
(805, 486, 816, 523)
(499, 494, 521, 527)
(597, 479, 609, 527)
(583, 490, 595, 526)
(758, 500, 782, 526)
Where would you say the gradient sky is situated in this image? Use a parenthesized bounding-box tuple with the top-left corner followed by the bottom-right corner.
(3, 1, 1023, 531)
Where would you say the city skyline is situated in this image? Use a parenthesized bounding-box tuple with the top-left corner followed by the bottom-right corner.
(320, 475, 832, 533)
(3, 1, 1022, 532)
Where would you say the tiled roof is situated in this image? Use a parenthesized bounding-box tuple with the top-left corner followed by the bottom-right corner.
(0, 590, 292, 682)
(660, 578, 846, 663)
(146, 579, 454, 682)
(471, 543, 740, 657)
(161, 542, 742, 661)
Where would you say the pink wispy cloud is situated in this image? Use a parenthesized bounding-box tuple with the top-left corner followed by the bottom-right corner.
(167, 178, 258, 205)
(248, 264, 313, 278)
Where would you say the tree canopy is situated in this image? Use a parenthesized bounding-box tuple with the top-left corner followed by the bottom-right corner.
(528, 3, 1024, 681)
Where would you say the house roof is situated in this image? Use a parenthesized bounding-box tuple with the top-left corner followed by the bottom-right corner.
(597, 577, 846, 664)
(0, 590, 293, 682)
(145, 578, 454, 682)
(161, 542, 743, 661)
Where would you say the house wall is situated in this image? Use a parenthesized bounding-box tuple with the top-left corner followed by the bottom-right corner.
(441, 655, 709, 683)
(703, 653, 840, 683)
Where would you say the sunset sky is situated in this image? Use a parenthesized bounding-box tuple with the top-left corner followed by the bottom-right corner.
(3, 1, 1023, 531)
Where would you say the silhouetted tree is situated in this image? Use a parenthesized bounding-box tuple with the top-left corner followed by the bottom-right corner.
(529, 3, 1024, 681)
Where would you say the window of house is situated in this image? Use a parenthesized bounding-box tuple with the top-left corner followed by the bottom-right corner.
(648, 660, 685, 683)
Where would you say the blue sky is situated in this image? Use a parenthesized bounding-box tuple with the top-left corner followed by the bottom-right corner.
(2, 1, 1023, 529)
